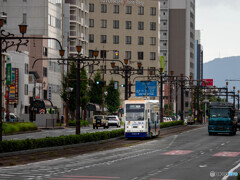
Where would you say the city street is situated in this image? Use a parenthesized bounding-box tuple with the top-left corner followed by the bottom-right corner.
(0, 126, 239, 180)
(3, 126, 123, 141)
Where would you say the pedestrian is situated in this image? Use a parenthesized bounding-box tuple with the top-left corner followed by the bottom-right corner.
(61, 114, 64, 124)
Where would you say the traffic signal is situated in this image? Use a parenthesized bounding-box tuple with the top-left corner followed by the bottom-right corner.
(96, 81, 106, 86)
(120, 84, 125, 87)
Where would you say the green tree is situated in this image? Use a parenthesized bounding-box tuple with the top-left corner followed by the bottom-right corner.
(105, 80, 120, 114)
(61, 63, 89, 119)
(88, 71, 103, 106)
(164, 104, 173, 116)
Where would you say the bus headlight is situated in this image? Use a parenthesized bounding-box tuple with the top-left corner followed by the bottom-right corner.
(138, 126, 144, 128)
(127, 126, 130, 128)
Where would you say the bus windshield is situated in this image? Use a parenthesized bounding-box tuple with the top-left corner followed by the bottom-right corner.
(126, 104, 145, 121)
(210, 108, 230, 118)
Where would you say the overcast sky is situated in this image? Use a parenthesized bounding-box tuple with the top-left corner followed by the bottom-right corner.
(195, 0, 240, 63)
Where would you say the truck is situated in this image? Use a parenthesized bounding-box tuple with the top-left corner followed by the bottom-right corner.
(208, 102, 237, 135)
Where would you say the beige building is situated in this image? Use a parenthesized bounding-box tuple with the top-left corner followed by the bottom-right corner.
(89, 0, 160, 102)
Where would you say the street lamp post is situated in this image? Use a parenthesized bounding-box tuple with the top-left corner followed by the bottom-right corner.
(110, 59, 142, 100)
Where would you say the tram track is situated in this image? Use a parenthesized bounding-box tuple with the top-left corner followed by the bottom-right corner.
(0, 125, 203, 167)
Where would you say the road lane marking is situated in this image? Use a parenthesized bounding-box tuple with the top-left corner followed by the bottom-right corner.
(63, 176, 120, 179)
(162, 150, 193, 155)
(222, 161, 240, 180)
(213, 152, 240, 157)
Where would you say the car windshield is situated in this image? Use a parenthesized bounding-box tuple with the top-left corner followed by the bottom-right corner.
(95, 116, 103, 120)
(210, 108, 230, 118)
(107, 117, 117, 120)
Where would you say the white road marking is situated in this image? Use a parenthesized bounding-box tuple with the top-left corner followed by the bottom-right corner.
(222, 161, 240, 180)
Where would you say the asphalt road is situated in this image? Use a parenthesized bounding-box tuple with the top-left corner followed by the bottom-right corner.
(3, 126, 122, 141)
(0, 126, 240, 180)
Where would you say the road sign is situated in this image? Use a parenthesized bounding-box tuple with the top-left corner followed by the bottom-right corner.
(203, 79, 213, 86)
(135, 81, 157, 97)
(6, 63, 12, 85)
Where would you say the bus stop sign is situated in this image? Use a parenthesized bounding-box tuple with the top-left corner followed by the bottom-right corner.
(135, 81, 157, 97)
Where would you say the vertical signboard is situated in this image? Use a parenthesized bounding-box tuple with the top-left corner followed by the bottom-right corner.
(160, 56, 165, 72)
(6, 63, 12, 85)
(8, 68, 18, 104)
(48, 86, 52, 101)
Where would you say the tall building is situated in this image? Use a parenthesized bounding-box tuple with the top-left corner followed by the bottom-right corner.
(65, 0, 89, 56)
(0, 0, 65, 114)
(160, 0, 195, 117)
(195, 30, 203, 81)
(89, 0, 160, 102)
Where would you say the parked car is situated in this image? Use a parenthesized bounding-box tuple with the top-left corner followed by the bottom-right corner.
(106, 115, 121, 128)
(4, 113, 17, 122)
(92, 115, 109, 129)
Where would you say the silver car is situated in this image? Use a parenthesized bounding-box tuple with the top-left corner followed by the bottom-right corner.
(106, 115, 121, 128)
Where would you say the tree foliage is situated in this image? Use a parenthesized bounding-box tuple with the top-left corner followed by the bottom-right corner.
(105, 80, 120, 114)
(61, 63, 89, 117)
(88, 71, 103, 106)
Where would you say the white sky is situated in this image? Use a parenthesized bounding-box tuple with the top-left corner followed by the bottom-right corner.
(195, 0, 240, 62)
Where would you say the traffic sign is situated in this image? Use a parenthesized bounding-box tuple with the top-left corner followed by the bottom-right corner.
(135, 81, 157, 97)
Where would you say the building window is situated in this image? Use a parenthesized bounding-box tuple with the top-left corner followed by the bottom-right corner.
(43, 67, 47, 77)
(138, 6, 144, 15)
(101, 19, 107, 28)
(113, 35, 119, 44)
(150, 52, 156, 60)
(138, 21, 144, 30)
(150, 37, 156, 45)
(23, 13, 27, 24)
(25, 63, 28, 74)
(185, 102, 189, 108)
(43, 47, 48, 56)
(113, 5, 119, 13)
(113, 20, 119, 29)
(89, 3, 94, 12)
(25, 106, 28, 114)
(89, 34, 94, 43)
(125, 51, 131, 59)
(149, 67, 156, 75)
(89, 19, 94, 27)
(138, 37, 144, 45)
(150, 22, 156, 30)
(44, 90, 48, 100)
(125, 36, 132, 44)
(138, 52, 144, 60)
(150, 7, 156, 16)
(185, 91, 189, 97)
(126, 6, 132, 14)
(101, 35, 107, 43)
(101, 4, 107, 13)
(126, 21, 132, 29)
(24, 84, 28, 95)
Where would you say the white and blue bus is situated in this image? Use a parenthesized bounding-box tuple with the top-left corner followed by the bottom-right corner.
(124, 99, 160, 138)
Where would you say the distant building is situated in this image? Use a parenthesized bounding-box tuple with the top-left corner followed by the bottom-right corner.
(195, 30, 203, 81)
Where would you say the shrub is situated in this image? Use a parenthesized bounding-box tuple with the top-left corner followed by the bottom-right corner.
(69, 120, 89, 127)
(160, 120, 184, 128)
(238, 173, 240, 180)
(0, 129, 124, 153)
(2, 122, 38, 135)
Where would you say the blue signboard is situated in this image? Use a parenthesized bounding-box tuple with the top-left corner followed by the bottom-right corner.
(135, 81, 157, 97)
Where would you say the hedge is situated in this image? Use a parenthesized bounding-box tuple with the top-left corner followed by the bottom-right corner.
(0, 129, 124, 153)
(160, 120, 184, 128)
(0, 120, 184, 153)
(238, 173, 240, 180)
